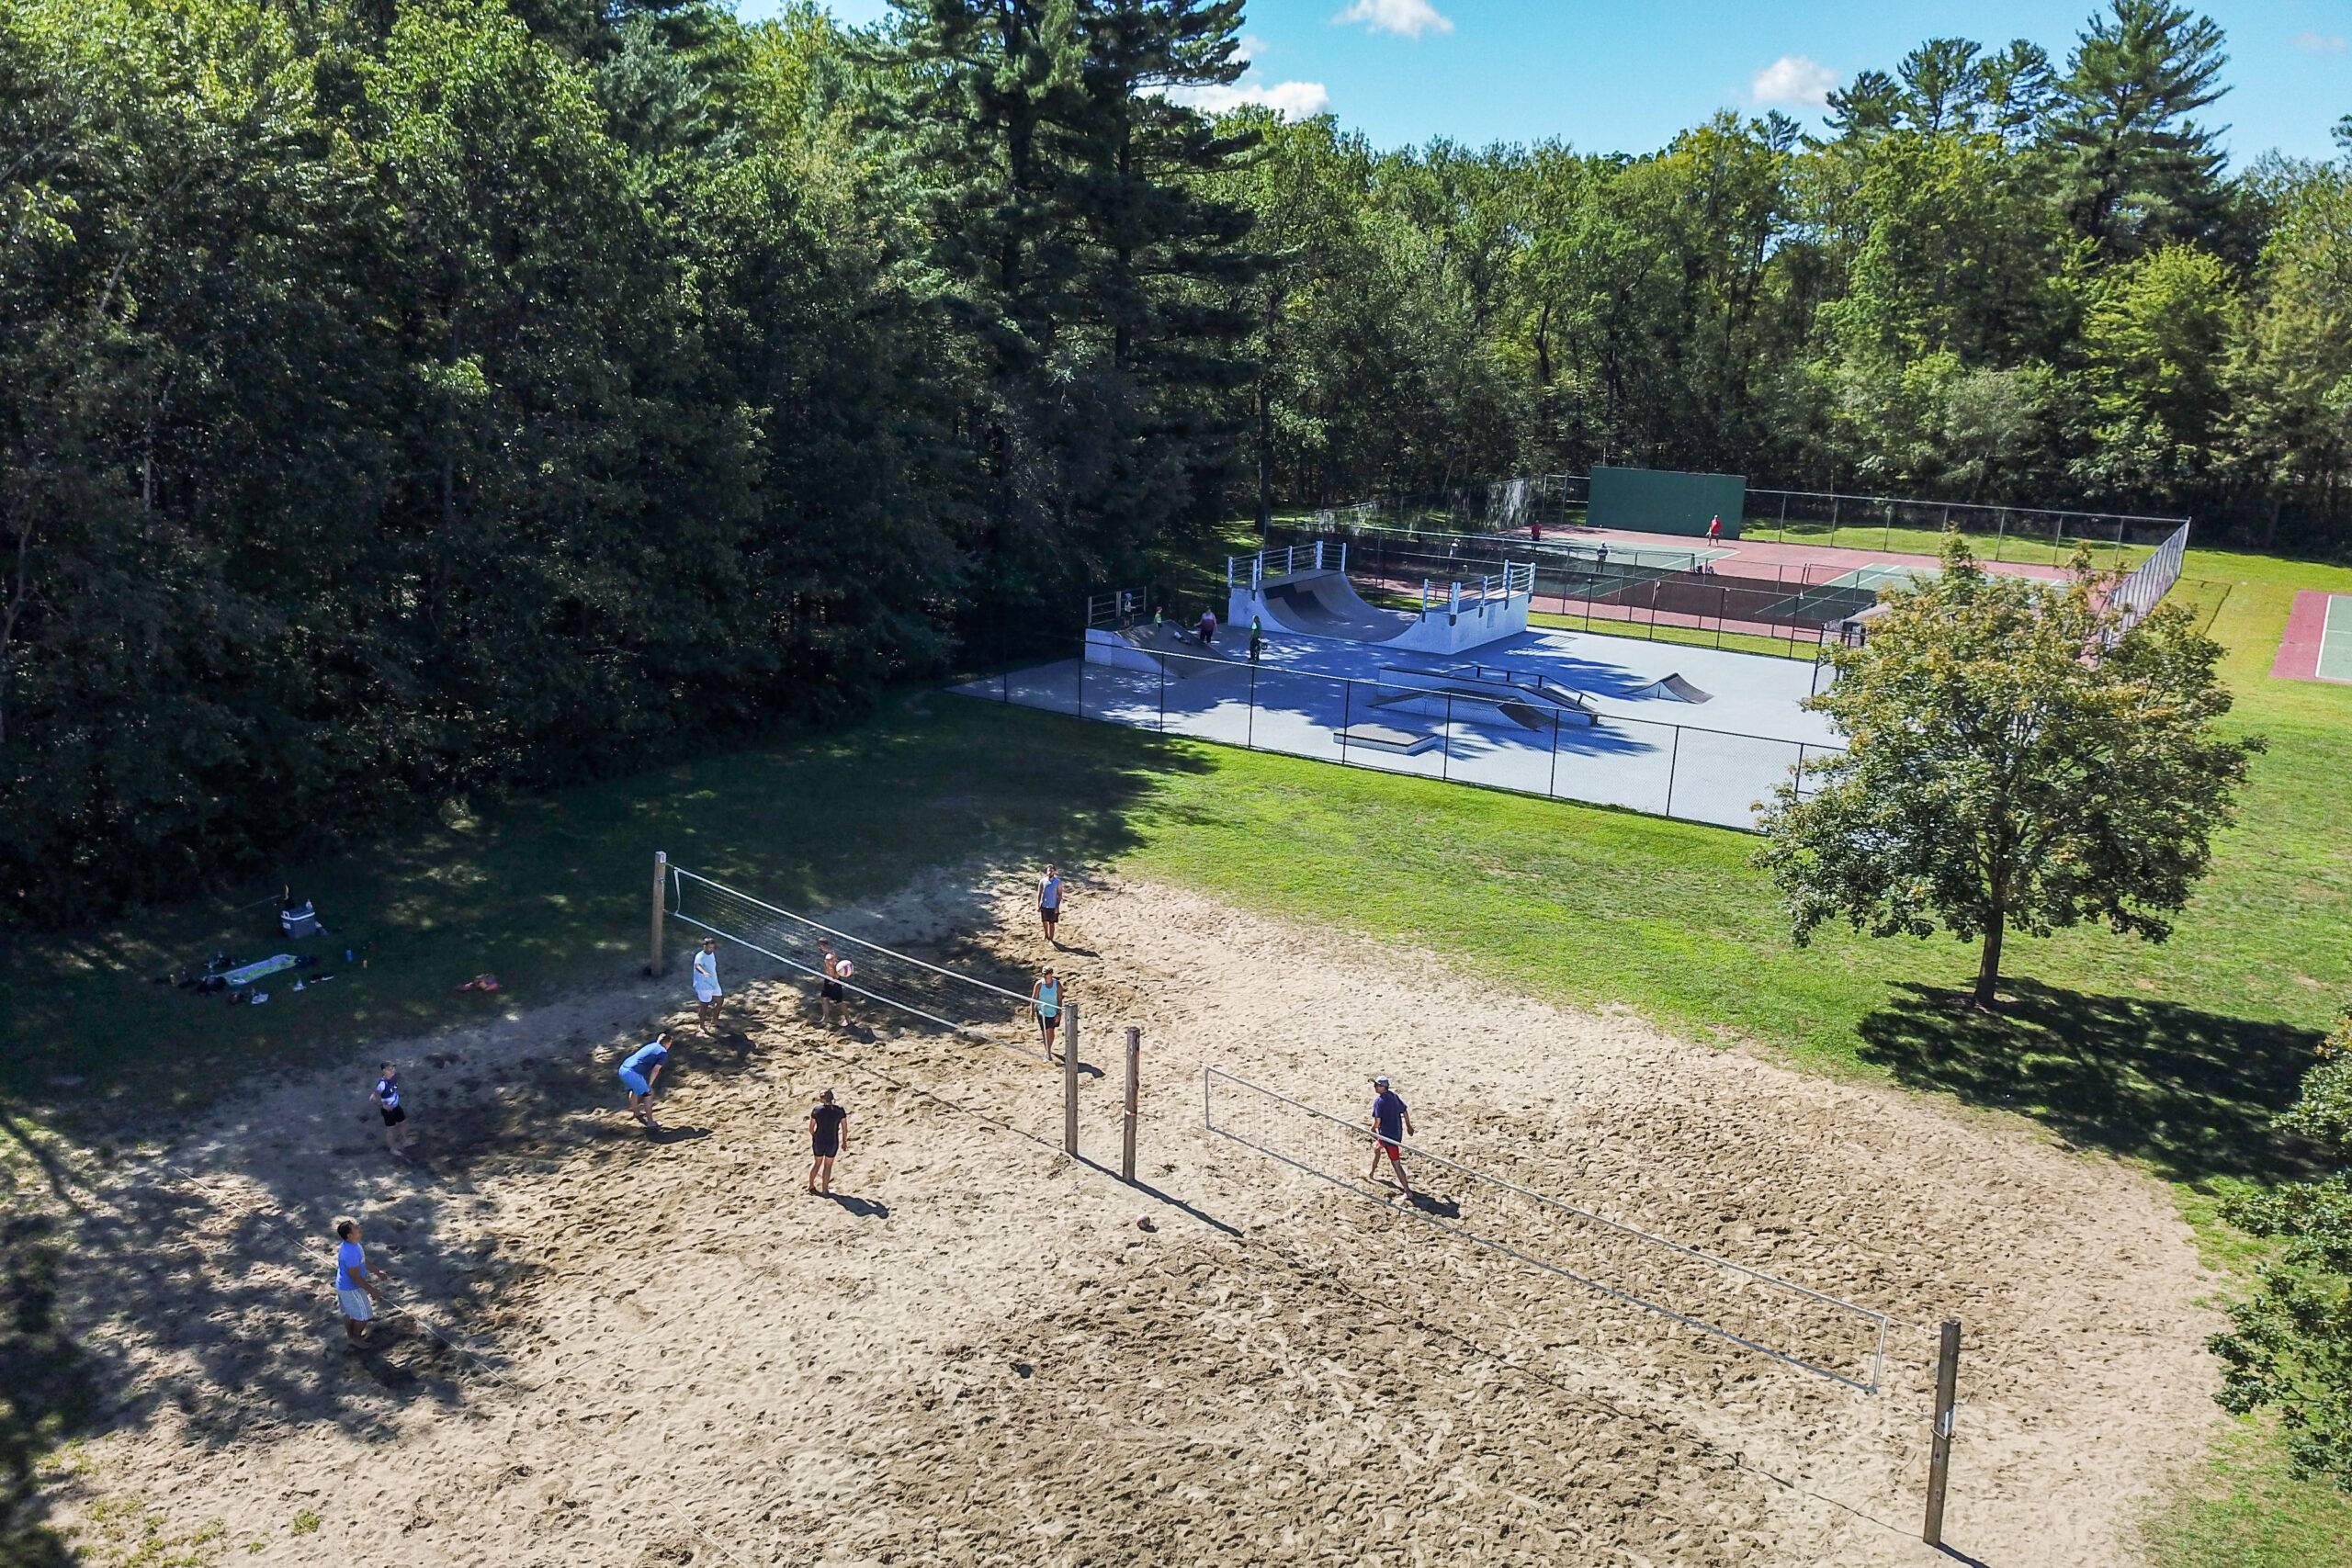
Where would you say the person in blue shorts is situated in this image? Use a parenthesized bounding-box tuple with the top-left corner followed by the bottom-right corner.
(333, 1216, 386, 1348)
(619, 1032, 672, 1129)
(1366, 1075, 1414, 1196)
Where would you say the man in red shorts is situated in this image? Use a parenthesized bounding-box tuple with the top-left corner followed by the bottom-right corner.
(1366, 1075, 1414, 1195)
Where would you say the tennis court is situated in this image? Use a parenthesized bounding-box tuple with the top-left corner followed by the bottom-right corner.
(1751, 563, 1931, 626)
(2272, 591, 2352, 684)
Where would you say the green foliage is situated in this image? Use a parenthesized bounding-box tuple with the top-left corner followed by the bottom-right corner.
(1756, 533, 2260, 1004)
(2212, 1010, 2352, 1490)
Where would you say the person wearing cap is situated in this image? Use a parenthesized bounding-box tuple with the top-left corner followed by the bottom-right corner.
(807, 1089, 850, 1195)
(1367, 1075, 1414, 1195)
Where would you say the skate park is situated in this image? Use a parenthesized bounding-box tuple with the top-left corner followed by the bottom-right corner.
(965, 542, 1845, 830)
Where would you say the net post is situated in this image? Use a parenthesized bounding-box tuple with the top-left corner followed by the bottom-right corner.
(1062, 999, 1080, 1156)
(648, 851, 668, 977)
(1121, 1026, 1140, 1181)
(1924, 1318, 1962, 1548)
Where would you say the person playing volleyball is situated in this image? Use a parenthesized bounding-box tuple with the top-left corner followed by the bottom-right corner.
(1367, 1075, 1414, 1195)
(692, 937, 723, 1032)
(819, 939, 853, 1030)
(1031, 967, 1063, 1062)
(807, 1089, 849, 1195)
(619, 1032, 672, 1129)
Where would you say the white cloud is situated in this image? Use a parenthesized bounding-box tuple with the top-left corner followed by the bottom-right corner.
(1166, 78, 1332, 120)
(1750, 54, 1838, 107)
(2291, 30, 2347, 53)
(1334, 0, 1453, 40)
(1236, 33, 1270, 65)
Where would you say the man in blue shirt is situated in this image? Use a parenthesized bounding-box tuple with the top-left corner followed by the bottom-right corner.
(1366, 1075, 1414, 1196)
(1037, 865, 1063, 946)
(619, 1032, 673, 1129)
(333, 1216, 386, 1348)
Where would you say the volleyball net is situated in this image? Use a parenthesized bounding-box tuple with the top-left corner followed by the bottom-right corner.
(665, 863, 1055, 1062)
(1204, 1067, 1890, 1392)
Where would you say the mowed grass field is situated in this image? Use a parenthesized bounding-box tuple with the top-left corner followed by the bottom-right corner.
(3, 543, 2349, 1567)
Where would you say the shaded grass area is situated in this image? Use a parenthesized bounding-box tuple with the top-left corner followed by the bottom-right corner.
(2, 544, 2348, 1565)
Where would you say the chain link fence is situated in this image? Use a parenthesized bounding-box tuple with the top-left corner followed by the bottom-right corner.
(953, 641, 1838, 833)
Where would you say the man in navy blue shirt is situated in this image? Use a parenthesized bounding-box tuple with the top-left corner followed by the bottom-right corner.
(1366, 1075, 1414, 1196)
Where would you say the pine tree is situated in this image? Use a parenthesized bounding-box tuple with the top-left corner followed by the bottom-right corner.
(2052, 0, 2231, 255)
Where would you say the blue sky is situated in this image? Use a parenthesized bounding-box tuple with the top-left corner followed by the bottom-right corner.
(762, 0, 2352, 164)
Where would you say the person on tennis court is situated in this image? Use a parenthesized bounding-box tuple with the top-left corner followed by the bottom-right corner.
(1031, 967, 1064, 1062)
(333, 1216, 387, 1348)
(1367, 1075, 1414, 1195)
(1038, 864, 1063, 945)
(819, 939, 852, 1029)
(807, 1089, 849, 1194)
(692, 937, 723, 1032)
(619, 1032, 672, 1128)
(371, 1061, 412, 1160)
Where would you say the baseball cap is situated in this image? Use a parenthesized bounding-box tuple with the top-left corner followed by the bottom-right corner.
(1372, 1075, 1389, 1087)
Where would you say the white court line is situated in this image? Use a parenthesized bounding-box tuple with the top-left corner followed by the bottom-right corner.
(2321, 593, 2352, 682)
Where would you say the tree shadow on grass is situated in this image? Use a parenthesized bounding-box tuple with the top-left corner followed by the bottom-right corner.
(1856, 977, 2325, 1188)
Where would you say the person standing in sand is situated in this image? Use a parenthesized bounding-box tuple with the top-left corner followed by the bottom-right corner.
(1367, 1075, 1414, 1196)
(334, 1216, 386, 1348)
(1038, 865, 1064, 946)
(692, 937, 723, 1032)
(619, 1032, 672, 1128)
(371, 1062, 413, 1160)
(1031, 967, 1064, 1062)
(819, 939, 853, 1029)
(807, 1089, 849, 1194)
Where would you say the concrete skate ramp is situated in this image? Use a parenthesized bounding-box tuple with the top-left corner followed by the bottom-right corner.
(1120, 621, 1238, 676)
(1633, 673, 1713, 703)
(1261, 572, 1417, 641)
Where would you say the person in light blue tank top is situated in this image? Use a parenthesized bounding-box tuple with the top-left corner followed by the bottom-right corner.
(1030, 967, 1063, 1063)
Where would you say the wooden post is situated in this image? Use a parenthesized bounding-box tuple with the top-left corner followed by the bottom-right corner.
(1924, 1318, 1961, 1548)
(649, 851, 668, 977)
(1062, 999, 1080, 1157)
(1121, 1027, 1141, 1182)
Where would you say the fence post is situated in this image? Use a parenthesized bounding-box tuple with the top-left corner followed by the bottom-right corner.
(1076, 641, 1088, 717)
(1994, 509, 2007, 562)
(1924, 1319, 1962, 1548)
(1062, 999, 1080, 1156)
(1122, 1026, 1141, 1182)
(1441, 693, 1453, 782)
(1663, 725, 1681, 818)
(1157, 659, 1166, 732)
(1340, 679, 1352, 766)
(649, 851, 668, 976)
(1715, 585, 1725, 650)
(1547, 711, 1561, 797)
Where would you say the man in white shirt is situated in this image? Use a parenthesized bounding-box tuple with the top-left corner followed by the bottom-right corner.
(693, 937, 723, 1032)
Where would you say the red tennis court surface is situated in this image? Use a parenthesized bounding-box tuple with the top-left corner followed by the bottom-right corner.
(2273, 591, 2352, 683)
(1575, 525, 2073, 583)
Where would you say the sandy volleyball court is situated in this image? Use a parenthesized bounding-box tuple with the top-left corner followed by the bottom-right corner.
(36, 874, 2223, 1566)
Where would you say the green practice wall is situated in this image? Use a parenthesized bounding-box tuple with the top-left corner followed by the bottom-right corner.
(1589, 466, 1746, 538)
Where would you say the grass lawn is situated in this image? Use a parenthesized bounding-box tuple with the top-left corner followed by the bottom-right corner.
(4, 542, 2349, 1566)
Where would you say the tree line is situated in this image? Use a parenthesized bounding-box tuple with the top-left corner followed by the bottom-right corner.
(3, 0, 2346, 915)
